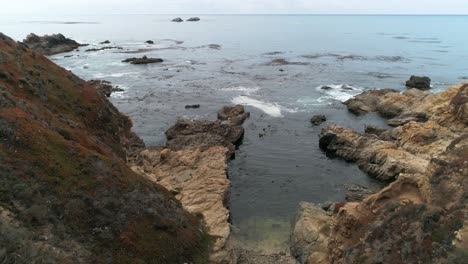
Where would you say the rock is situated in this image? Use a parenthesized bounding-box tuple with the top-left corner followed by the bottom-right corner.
(364, 125, 387, 136)
(87, 80, 124, 97)
(85, 46, 123, 52)
(145, 40, 154, 44)
(23, 33, 83, 55)
(266, 58, 309, 66)
(344, 88, 399, 115)
(344, 183, 379, 202)
(122, 56, 164, 64)
(290, 202, 331, 264)
(185, 104, 200, 109)
(187, 17, 201, 22)
(406, 75, 431, 90)
(99, 40, 110, 44)
(315, 83, 468, 263)
(217, 105, 250, 125)
(130, 105, 249, 264)
(310, 115, 327, 126)
(172, 17, 183, 22)
(236, 249, 296, 264)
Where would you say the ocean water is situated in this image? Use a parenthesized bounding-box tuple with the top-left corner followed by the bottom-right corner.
(2, 14, 467, 253)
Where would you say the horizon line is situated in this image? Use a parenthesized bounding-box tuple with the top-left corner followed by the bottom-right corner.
(2, 13, 468, 16)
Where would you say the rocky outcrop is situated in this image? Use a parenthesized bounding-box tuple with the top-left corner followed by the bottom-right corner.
(406, 75, 431, 90)
(23, 33, 83, 55)
(145, 40, 154, 44)
(187, 17, 201, 22)
(295, 83, 468, 264)
(310, 115, 327, 126)
(130, 105, 250, 264)
(291, 202, 332, 264)
(344, 88, 399, 115)
(0, 33, 210, 263)
(172, 17, 184, 22)
(85, 46, 123, 52)
(122, 56, 164, 64)
(87, 79, 124, 97)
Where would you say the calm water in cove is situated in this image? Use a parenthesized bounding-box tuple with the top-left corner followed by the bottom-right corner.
(3, 14, 467, 252)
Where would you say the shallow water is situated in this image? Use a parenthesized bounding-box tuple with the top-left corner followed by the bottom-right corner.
(3, 14, 467, 252)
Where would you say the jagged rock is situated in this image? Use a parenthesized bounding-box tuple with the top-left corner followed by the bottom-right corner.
(172, 17, 184, 22)
(87, 80, 124, 97)
(217, 105, 250, 125)
(166, 106, 249, 158)
(310, 115, 327, 126)
(122, 55, 164, 64)
(187, 17, 201, 22)
(406, 75, 431, 90)
(23, 33, 83, 55)
(314, 83, 468, 263)
(344, 88, 398, 115)
(291, 202, 331, 264)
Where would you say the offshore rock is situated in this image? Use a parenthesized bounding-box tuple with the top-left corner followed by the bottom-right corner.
(23, 33, 83, 55)
(122, 55, 164, 64)
(172, 17, 184, 22)
(187, 17, 201, 22)
(406, 75, 431, 90)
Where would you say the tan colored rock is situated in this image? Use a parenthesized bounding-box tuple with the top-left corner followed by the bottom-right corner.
(132, 146, 235, 264)
(290, 202, 331, 264)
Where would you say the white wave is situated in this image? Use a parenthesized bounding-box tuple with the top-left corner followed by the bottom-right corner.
(315, 84, 364, 102)
(92, 72, 138, 78)
(221, 86, 261, 95)
(232, 96, 292, 117)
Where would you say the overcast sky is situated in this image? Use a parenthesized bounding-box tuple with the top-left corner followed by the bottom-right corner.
(3, 0, 468, 15)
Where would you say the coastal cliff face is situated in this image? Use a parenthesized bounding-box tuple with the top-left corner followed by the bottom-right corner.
(294, 84, 467, 263)
(0, 33, 210, 263)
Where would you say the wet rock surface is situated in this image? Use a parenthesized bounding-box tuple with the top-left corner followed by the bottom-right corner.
(310, 115, 327, 126)
(130, 105, 250, 264)
(300, 83, 468, 264)
(122, 55, 164, 64)
(23, 33, 84, 55)
(187, 17, 201, 22)
(406, 75, 431, 90)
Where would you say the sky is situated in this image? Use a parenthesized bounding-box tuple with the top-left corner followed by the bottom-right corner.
(2, 0, 468, 15)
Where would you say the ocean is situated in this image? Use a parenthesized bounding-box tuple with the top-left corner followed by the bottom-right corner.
(2, 14, 467, 252)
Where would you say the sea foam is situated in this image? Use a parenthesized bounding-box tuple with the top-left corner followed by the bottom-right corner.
(232, 96, 289, 118)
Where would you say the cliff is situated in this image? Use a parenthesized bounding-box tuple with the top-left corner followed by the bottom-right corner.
(0, 33, 210, 263)
(293, 84, 468, 263)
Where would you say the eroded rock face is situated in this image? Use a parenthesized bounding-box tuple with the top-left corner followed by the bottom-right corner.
(23, 33, 83, 55)
(310, 83, 468, 264)
(131, 105, 249, 264)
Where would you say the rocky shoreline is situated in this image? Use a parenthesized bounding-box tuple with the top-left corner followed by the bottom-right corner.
(292, 83, 467, 263)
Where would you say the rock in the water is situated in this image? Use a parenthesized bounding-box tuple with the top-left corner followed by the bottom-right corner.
(187, 17, 201, 22)
(310, 115, 327, 126)
(405, 75, 431, 90)
(85, 46, 123, 52)
(344, 88, 399, 115)
(23, 33, 83, 55)
(217, 105, 250, 125)
(291, 202, 331, 264)
(185, 104, 200, 109)
(87, 80, 124, 97)
(99, 40, 110, 44)
(145, 40, 154, 44)
(364, 125, 387, 136)
(122, 55, 164, 64)
(172, 17, 184, 22)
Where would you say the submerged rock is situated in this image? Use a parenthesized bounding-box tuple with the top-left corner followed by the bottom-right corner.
(310, 115, 327, 126)
(185, 104, 200, 109)
(23, 33, 84, 55)
(406, 75, 431, 90)
(172, 17, 184, 22)
(122, 55, 164, 64)
(187, 17, 201, 22)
